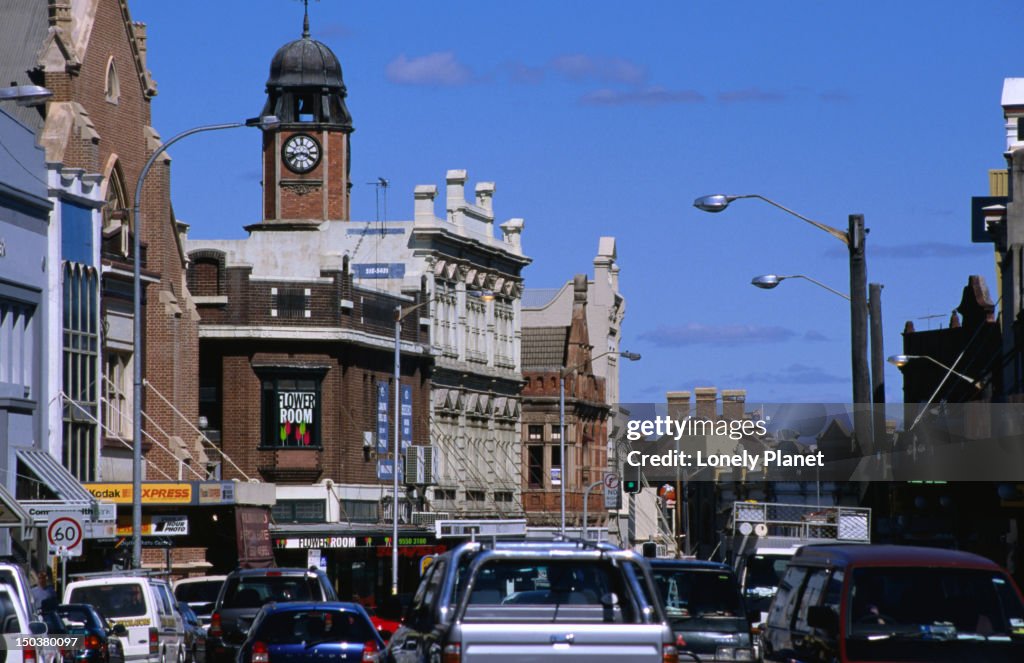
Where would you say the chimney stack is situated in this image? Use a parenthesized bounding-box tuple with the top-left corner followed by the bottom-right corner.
(722, 389, 746, 422)
(666, 391, 691, 421)
(414, 184, 437, 224)
(694, 387, 718, 421)
(446, 169, 467, 227)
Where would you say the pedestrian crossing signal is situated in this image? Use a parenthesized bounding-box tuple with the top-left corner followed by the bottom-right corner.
(624, 479, 641, 494)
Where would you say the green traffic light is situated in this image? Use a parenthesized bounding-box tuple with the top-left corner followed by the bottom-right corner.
(624, 480, 641, 494)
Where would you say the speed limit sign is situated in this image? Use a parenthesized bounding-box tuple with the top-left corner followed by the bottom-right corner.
(47, 515, 83, 557)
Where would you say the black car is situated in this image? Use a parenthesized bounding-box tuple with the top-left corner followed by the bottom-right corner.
(207, 568, 337, 663)
(647, 559, 758, 662)
(176, 603, 206, 663)
(49, 604, 127, 663)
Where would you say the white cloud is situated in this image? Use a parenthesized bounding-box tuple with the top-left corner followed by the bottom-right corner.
(386, 52, 472, 86)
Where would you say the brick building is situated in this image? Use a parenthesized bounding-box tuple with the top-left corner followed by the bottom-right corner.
(520, 275, 610, 530)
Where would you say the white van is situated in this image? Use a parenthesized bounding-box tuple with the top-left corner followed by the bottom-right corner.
(64, 575, 184, 663)
(0, 584, 58, 663)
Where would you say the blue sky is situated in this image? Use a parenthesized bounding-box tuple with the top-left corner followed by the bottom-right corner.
(132, 0, 1020, 405)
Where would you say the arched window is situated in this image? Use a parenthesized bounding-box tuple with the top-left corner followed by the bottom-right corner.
(102, 163, 130, 256)
(105, 57, 120, 103)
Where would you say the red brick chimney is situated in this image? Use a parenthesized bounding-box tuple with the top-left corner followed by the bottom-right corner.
(694, 387, 718, 421)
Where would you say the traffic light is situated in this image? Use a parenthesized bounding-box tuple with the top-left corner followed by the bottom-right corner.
(624, 479, 641, 494)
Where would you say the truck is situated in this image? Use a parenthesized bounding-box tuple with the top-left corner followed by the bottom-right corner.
(386, 539, 680, 663)
(726, 501, 871, 624)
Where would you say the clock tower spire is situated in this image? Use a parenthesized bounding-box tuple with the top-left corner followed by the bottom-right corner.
(255, 10, 353, 227)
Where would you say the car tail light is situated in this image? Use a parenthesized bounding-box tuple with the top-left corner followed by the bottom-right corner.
(361, 641, 378, 662)
(149, 627, 159, 655)
(251, 641, 269, 663)
(662, 644, 679, 663)
(675, 634, 686, 648)
(23, 646, 35, 663)
(84, 635, 102, 650)
(208, 612, 222, 638)
(441, 643, 460, 663)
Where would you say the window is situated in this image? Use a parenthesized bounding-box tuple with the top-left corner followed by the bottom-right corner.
(494, 492, 513, 503)
(272, 499, 327, 523)
(550, 445, 561, 470)
(527, 446, 544, 488)
(103, 352, 131, 438)
(495, 301, 514, 367)
(528, 425, 543, 441)
(549, 424, 561, 441)
(466, 490, 486, 502)
(104, 57, 120, 103)
(794, 569, 830, 632)
(0, 298, 34, 397)
(340, 500, 378, 523)
(465, 297, 486, 362)
(434, 488, 456, 501)
(767, 566, 807, 630)
(271, 287, 310, 319)
(62, 263, 99, 482)
(432, 282, 457, 356)
(260, 372, 323, 447)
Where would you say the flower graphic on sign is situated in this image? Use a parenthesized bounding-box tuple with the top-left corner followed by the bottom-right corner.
(279, 391, 316, 446)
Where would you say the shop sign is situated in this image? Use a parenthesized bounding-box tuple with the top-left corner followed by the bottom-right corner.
(273, 534, 433, 550)
(198, 482, 235, 504)
(115, 515, 189, 537)
(85, 483, 192, 504)
(236, 507, 274, 566)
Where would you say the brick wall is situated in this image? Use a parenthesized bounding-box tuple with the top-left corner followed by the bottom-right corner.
(46, 0, 200, 480)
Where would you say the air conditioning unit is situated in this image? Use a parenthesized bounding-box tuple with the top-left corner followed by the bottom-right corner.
(404, 445, 436, 485)
(412, 511, 449, 528)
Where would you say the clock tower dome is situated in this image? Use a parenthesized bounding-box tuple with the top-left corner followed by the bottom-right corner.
(256, 10, 353, 226)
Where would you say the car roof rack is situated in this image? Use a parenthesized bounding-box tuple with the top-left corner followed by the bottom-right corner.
(68, 569, 170, 579)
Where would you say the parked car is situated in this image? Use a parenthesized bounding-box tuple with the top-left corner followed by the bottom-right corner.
(236, 602, 383, 663)
(647, 558, 758, 662)
(0, 562, 39, 619)
(50, 604, 126, 663)
(0, 584, 59, 663)
(207, 568, 337, 663)
(175, 603, 205, 663)
(64, 573, 185, 663)
(763, 544, 1024, 662)
(386, 539, 679, 663)
(172, 577, 225, 628)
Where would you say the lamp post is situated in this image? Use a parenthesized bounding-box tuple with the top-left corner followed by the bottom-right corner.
(0, 85, 52, 105)
(695, 194, 872, 454)
(390, 289, 493, 595)
(130, 116, 277, 568)
(559, 350, 640, 535)
(751, 272, 889, 474)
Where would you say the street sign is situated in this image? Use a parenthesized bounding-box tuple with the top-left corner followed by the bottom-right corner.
(47, 515, 83, 557)
(603, 472, 621, 510)
(376, 383, 389, 453)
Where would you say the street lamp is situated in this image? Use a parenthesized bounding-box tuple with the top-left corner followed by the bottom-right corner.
(0, 85, 52, 105)
(751, 274, 850, 301)
(695, 193, 872, 453)
(888, 355, 982, 390)
(559, 350, 640, 535)
(131, 115, 278, 568)
(390, 289, 493, 595)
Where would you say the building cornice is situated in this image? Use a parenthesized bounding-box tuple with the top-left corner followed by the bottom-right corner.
(198, 324, 430, 355)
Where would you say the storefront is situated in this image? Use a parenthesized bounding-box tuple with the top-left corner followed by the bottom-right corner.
(82, 480, 276, 574)
(271, 524, 446, 604)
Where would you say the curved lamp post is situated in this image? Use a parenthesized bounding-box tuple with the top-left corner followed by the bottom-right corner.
(887, 354, 982, 449)
(390, 289, 493, 595)
(751, 274, 851, 301)
(0, 85, 52, 105)
(559, 350, 640, 535)
(131, 115, 278, 568)
(695, 193, 872, 453)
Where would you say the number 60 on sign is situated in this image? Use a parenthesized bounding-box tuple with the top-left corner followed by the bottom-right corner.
(46, 516, 83, 557)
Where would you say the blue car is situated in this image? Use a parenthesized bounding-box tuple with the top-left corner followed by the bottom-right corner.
(236, 602, 384, 663)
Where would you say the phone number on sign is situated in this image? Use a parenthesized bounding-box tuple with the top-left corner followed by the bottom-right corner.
(3, 636, 83, 649)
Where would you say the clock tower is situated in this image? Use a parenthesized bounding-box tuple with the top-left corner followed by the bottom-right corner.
(257, 11, 353, 226)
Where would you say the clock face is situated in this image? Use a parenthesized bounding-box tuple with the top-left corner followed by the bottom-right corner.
(282, 134, 321, 173)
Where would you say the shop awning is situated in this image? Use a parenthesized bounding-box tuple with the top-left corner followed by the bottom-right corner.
(0, 483, 33, 540)
(16, 448, 99, 524)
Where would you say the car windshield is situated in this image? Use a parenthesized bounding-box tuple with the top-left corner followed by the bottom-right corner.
(68, 585, 146, 619)
(175, 580, 223, 604)
(651, 567, 744, 620)
(848, 567, 1024, 640)
(222, 576, 317, 609)
(255, 610, 373, 644)
(744, 554, 790, 592)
